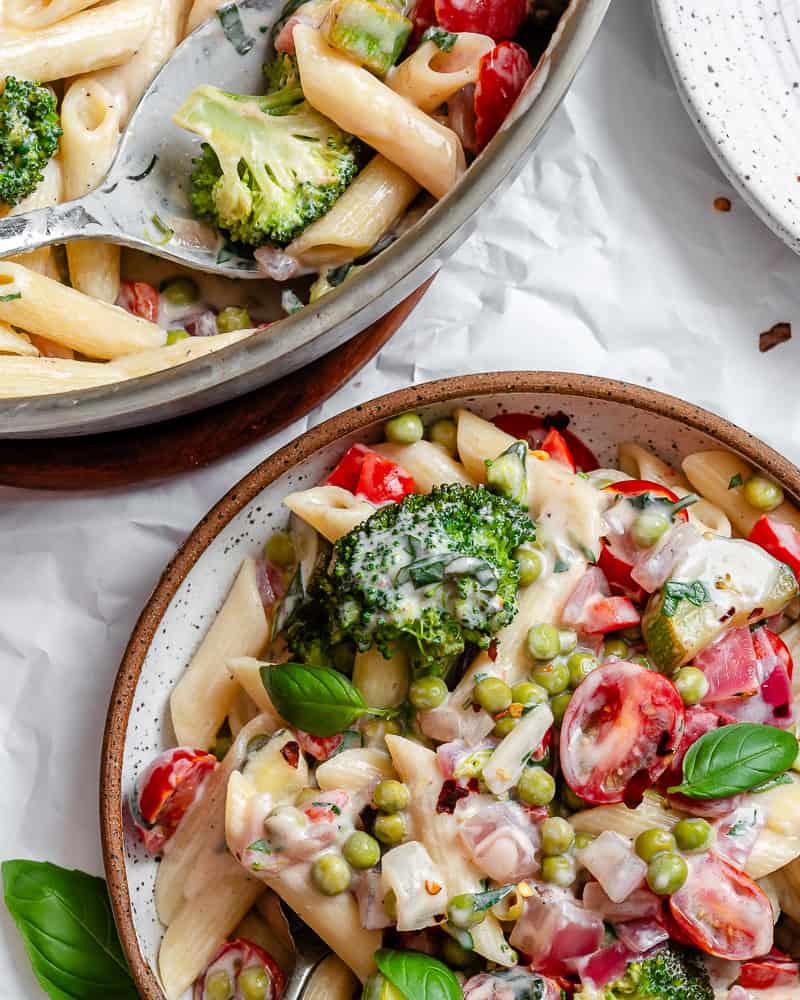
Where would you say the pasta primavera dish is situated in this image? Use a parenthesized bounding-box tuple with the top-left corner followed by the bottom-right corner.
(133, 407, 800, 1000)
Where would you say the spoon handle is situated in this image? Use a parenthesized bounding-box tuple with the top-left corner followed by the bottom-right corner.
(0, 194, 118, 260)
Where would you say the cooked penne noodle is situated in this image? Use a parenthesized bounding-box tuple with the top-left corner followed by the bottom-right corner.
(373, 439, 475, 491)
(0, 323, 37, 357)
(185, 0, 224, 33)
(227, 685, 259, 736)
(388, 33, 494, 113)
(303, 953, 359, 1000)
(254, 893, 297, 975)
(283, 485, 374, 542)
(3, 155, 64, 281)
(234, 904, 295, 978)
(170, 558, 272, 749)
(4, 0, 103, 29)
(352, 646, 408, 708)
(286, 156, 420, 268)
(228, 657, 283, 717)
(315, 747, 397, 794)
(0, 0, 157, 83)
(293, 25, 464, 200)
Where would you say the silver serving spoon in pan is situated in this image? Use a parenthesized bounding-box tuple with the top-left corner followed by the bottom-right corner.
(0, 0, 280, 278)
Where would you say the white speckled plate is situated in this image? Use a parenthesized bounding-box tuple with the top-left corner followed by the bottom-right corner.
(653, 0, 800, 253)
(101, 373, 800, 1000)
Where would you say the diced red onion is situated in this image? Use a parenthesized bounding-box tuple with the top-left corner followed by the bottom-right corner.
(463, 970, 562, 1000)
(274, 15, 299, 52)
(355, 870, 393, 930)
(457, 799, 540, 883)
(567, 941, 633, 991)
(631, 522, 698, 592)
(509, 887, 604, 970)
(577, 830, 646, 903)
(562, 567, 609, 628)
(254, 559, 286, 609)
(419, 701, 494, 744)
(582, 882, 661, 922)
(448, 84, 478, 154)
(726, 987, 753, 1000)
(614, 919, 669, 955)
(255, 244, 300, 281)
(184, 309, 218, 337)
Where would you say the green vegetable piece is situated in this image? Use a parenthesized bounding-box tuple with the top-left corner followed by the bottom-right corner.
(743, 475, 784, 512)
(421, 26, 458, 51)
(239, 965, 270, 1000)
(550, 691, 572, 725)
(324, 0, 412, 76)
(312, 853, 352, 895)
(540, 816, 575, 856)
(343, 831, 381, 869)
(568, 651, 598, 688)
(441, 936, 472, 968)
(166, 329, 190, 345)
(385, 411, 424, 444)
(207, 969, 235, 1000)
(573, 832, 595, 850)
(474, 676, 513, 714)
(592, 945, 713, 1000)
(632, 510, 671, 548)
(516, 546, 543, 586)
(486, 441, 528, 506)
(674, 665, 709, 706)
(673, 817, 712, 852)
(266, 530, 296, 566)
(493, 716, 517, 737)
(429, 418, 457, 454)
(0, 77, 62, 208)
(531, 659, 569, 695)
(634, 827, 677, 862)
(517, 766, 555, 806)
(511, 681, 548, 706)
(603, 637, 629, 660)
(668, 722, 799, 799)
(527, 622, 561, 661)
(374, 949, 462, 1000)
(541, 855, 576, 887)
(646, 851, 688, 895)
(217, 305, 252, 333)
(160, 276, 199, 305)
(1, 860, 138, 998)
(373, 812, 407, 845)
(373, 779, 410, 813)
(447, 893, 485, 929)
(409, 675, 448, 710)
(363, 973, 406, 1000)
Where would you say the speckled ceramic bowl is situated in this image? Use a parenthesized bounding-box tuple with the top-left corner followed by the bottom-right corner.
(100, 372, 800, 1000)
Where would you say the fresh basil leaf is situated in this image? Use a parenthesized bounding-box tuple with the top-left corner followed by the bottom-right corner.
(472, 884, 514, 912)
(375, 949, 462, 1000)
(2, 860, 137, 1000)
(421, 26, 458, 51)
(724, 810, 759, 837)
(0, 292, 21, 302)
(261, 662, 369, 736)
(728, 473, 743, 490)
(662, 579, 710, 617)
(247, 838, 272, 853)
(669, 723, 799, 800)
(218, 2, 256, 54)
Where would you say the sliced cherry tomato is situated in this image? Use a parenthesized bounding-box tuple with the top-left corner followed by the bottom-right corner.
(324, 444, 416, 503)
(194, 938, 285, 1000)
(539, 428, 576, 472)
(410, 0, 436, 43)
(694, 627, 761, 702)
(132, 747, 217, 854)
(560, 661, 684, 805)
(474, 42, 533, 152)
(562, 566, 641, 636)
(604, 479, 690, 521)
(739, 949, 800, 989)
(293, 729, 344, 761)
(704, 628, 794, 728)
(748, 515, 800, 580)
(118, 280, 160, 322)
(491, 413, 599, 472)
(754, 625, 793, 680)
(669, 854, 774, 961)
(435, 0, 526, 42)
(597, 544, 646, 603)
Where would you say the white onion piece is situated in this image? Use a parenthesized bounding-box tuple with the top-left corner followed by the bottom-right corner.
(714, 806, 765, 869)
(355, 869, 393, 930)
(582, 882, 660, 922)
(576, 830, 647, 903)
(631, 522, 699, 592)
(456, 799, 539, 883)
(613, 918, 668, 955)
(380, 840, 446, 932)
(482, 703, 553, 795)
(254, 244, 300, 281)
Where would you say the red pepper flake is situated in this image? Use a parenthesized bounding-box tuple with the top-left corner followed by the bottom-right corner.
(425, 880, 442, 895)
(759, 322, 792, 353)
(436, 779, 471, 814)
(280, 741, 301, 768)
(488, 639, 498, 662)
(713, 196, 732, 212)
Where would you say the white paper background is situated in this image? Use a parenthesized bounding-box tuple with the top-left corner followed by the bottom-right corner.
(1, 1, 799, 995)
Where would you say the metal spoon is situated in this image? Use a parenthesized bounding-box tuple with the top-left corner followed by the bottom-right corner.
(0, 0, 281, 279)
(281, 903, 333, 1000)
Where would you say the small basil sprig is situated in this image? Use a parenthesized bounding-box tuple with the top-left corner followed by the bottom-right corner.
(262, 662, 394, 736)
(421, 27, 458, 51)
(669, 723, 799, 800)
(662, 580, 710, 618)
(2, 860, 137, 999)
(375, 949, 462, 1000)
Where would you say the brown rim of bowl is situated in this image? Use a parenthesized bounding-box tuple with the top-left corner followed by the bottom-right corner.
(100, 370, 800, 1000)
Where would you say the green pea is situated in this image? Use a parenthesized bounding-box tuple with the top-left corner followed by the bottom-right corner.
(311, 853, 352, 895)
(373, 812, 407, 846)
(362, 718, 401, 746)
(550, 691, 572, 725)
(385, 411, 424, 445)
(561, 785, 588, 812)
(673, 818, 712, 852)
(239, 965, 270, 1000)
(527, 623, 562, 661)
(632, 511, 671, 548)
(646, 852, 688, 895)
(674, 666, 709, 706)
(265, 530, 295, 566)
(516, 547, 543, 587)
(383, 890, 397, 919)
(429, 418, 457, 454)
(541, 855, 576, 887)
(629, 654, 654, 669)
(161, 276, 199, 305)
(574, 832, 595, 851)
(603, 637, 629, 660)
(342, 831, 381, 869)
(559, 629, 578, 654)
(511, 682, 548, 706)
(635, 827, 677, 862)
(409, 676, 448, 710)
(531, 660, 570, 695)
(206, 969, 234, 1000)
(568, 651, 598, 688)
(217, 305, 252, 333)
(743, 475, 784, 512)
(447, 893, 485, 929)
(493, 716, 517, 738)
(487, 451, 527, 506)
(442, 935, 473, 968)
(474, 677, 513, 714)
(364, 974, 405, 1000)
(373, 780, 410, 813)
(517, 767, 555, 806)
(166, 329, 189, 345)
(541, 816, 575, 856)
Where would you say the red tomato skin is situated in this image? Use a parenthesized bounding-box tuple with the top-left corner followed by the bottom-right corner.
(325, 443, 369, 491)
(604, 479, 690, 522)
(293, 729, 343, 761)
(597, 543, 646, 603)
(474, 42, 533, 151)
(435, 0, 525, 41)
(669, 855, 774, 961)
(491, 413, 599, 472)
(410, 0, 436, 42)
(754, 626, 794, 680)
(118, 281, 160, 322)
(658, 704, 726, 791)
(560, 661, 684, 805)
(580, 595, 641, 635)
(195, 939, 285, 1000)
(134, 748, 217, 854)
(748, 515, 800, 579)
(739, 950, 800, 989)
(355, 451, 416, 503)
(539, 428, 576, 472)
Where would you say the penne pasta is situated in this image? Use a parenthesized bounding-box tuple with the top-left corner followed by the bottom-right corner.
(186, 0, 225, 34)
(228, 657, 283, 717)
(293, 25, 464, 199)
(303, 953, 359, 1000)
(0, 323, 37, 357)
(388, 33, 494, 113)
(373, 439, 475, 491)
(4, 0, 104, 29)
(352, 646, 408, 709)
(3, 155, 64, 281)
(315, 747, 397, 794)
(283, 485, 374, 543)
(235, 900, 295, 978)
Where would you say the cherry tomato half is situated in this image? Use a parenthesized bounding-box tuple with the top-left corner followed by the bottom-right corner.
(540, 428, 576, 472)
(435, 0, 526, 42)
(293, 729, 344, 761)
(194, 939, 285, 1000)
(324, 444, 416, 503)
(118, 280, 160, 322)
(749, 515, 800, 581)
(669, 854, 774, 961)
(559, 661, 684, 805)
(604, 479, 689, 519)
(132, 747, 217, 854)
(474, 42, 533, 151)
(491, 413, 599, 472)
(739, 949, 800, 989)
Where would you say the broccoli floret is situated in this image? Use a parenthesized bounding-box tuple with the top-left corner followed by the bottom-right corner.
(174, 82, 360, 247)
(289, 484, 536, 675)
(264, 53, 300, 93)
(576, 947, 713, 1000)
(0, 76, 62, 208)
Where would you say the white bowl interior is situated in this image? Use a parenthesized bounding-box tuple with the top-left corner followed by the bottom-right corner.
(119, 390, 739, 996)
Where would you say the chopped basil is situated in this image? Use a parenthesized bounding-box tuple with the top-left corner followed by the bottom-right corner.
(0, 292, 21, 302)
(218, 2, 256, 54)
(281, 289, 305, 315)
(247, 838, 272, 853)
(728, 473, 743, 490)
(421, 26, 458, 51)
(662, 579, 710, 617)
(725, 810, 759, 837)
(553, 557, 570, 573)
